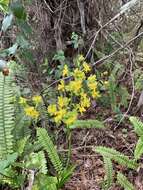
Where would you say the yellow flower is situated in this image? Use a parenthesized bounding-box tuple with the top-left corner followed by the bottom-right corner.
(83, 62, 91, 73)
(87, 74, 96, 82)
(87, 75, 98, 90)
(88, 81, 98, 90)
(66, 80, 82, 94)
(48, 104, 57, 115)
(62, 65, 68, 77)
(63, 111, 77, 126)
(78, 54, 85, 62)
(76, 104, 86, 114)
(54, 109, 66, 123)
(19, 97, 27, 105)
(91, 90, 100, 98)
(73, 68, 85, 80)
(58, 96, 69, 108)
(80, 93, 90, 108)
(58, 80, 65, 91)
(24, 106, 39, 119)
(32, 95, 42, 104)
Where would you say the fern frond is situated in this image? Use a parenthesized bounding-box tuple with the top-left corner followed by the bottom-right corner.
(69, 119, 104, 129)
(130, 117, 143, 137)
(13, 114, 31, 140)
(14, 136, 29, 155)
(26, 151, 47, 174)
(94, 146, 138, 169)
(0, 74, 15, 158)
(102, 157, 113, 190)
(0, 152, 18, 174)
(37, 128, 63, 174)
(117, 172, 135, 190)
(134, 137, 143, 160)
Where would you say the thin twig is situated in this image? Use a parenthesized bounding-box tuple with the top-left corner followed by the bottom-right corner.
(116, 49, 135, 127)
(43, 0, 54, 13)
(92, 31, 143, 66)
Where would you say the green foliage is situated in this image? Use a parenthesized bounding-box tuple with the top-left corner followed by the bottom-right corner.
(10, 1, 27, 20)
(94, 116, 143, 189)
(0, 73, 15, 158)
(134, 137, 143, 160)
(33, 175, 58, 190)
(0, 152, 18, 174)
(0, 0, 9, 12)
(57, 166, 75, 188)
(25, 151, 47, 174)
(69, 119, 104, 129)
(129, 116, 143, 137)
(71, 32, 79, 49)
(37, 128, 63, 174)
(2, 14, 13, 32)
(53, 50, 65, 62)
(117, 172, 135, 190)
(129, 117, 143, 160)
(95, 146, 138, 169)
(102, 157, 113, 190)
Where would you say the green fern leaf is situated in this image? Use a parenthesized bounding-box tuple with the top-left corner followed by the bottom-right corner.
(69, 119, 104, 129)
(0, 152, 18, 174)
(102, 157, 113, 190)
(130, 117, 143, 137)
(26, 151, 47, 174)
(0, 74, 15, 158)
(94, 146, 138, 169)
(117, 172, 135, 190)
(37, 128, 63, 174)
(134, 137, 143, 160)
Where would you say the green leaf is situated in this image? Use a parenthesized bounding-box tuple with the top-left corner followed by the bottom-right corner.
(10, 1, 27, 20)
(102, 157, 113, 190)
(130, 117, 143, 137)
(117, 172, 135, 190)
(37, 128, 63, 174)
(7, 43, 18, 55)
(69, 119, 104, 129)
(0, 152, 18, 174)
(0, 0, 9, 13)
(134, 137, 143, 160)
(16, 35, 30, 49)
(2, 14, 13, 32)
(58, 165, 75, 188)
(94, 146, 138, 169)
(53, 50, 65, 62)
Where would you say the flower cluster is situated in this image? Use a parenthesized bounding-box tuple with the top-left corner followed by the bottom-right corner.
(48, 54, 101, 126)
(19, 95, 42, 119)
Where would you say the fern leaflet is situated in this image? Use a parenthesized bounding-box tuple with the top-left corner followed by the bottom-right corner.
(94, 146, 138, 169)
(117, 172, 135, 190)
(69, 119, 104, 129)
(102, 157, 113, 190)
(130, 117, 143, 137)
(37, 128, 63, 174)
(134, 137, 143, 160)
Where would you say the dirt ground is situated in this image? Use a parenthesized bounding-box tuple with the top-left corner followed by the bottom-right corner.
(63, 110, 143, 190)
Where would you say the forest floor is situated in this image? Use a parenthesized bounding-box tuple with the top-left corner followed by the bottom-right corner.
(63, 108, 142, 190)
